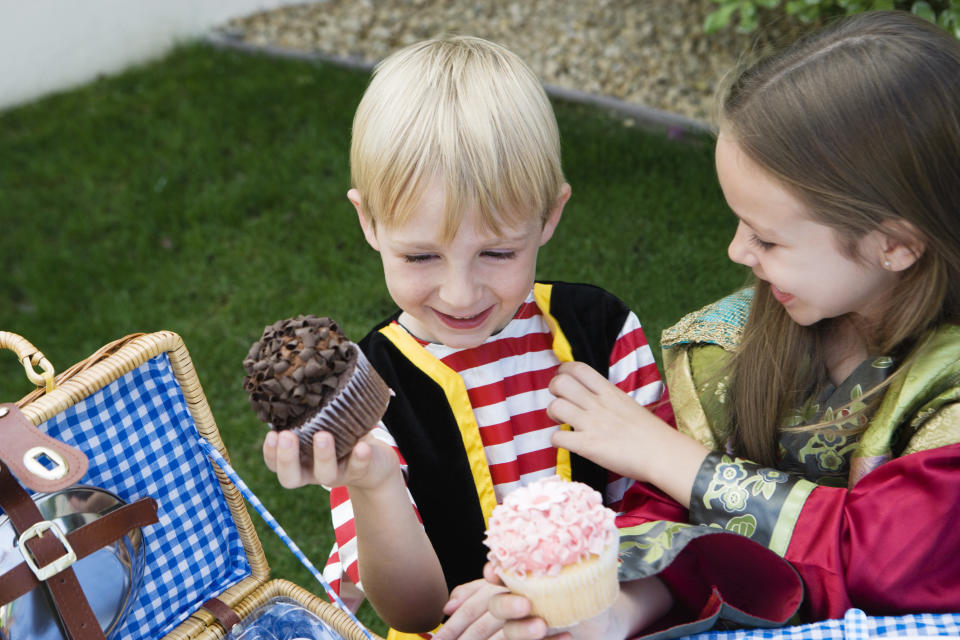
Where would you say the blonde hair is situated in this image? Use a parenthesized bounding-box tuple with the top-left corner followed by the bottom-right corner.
(719, 11, 960, 464)
(350, 35, 565, 241)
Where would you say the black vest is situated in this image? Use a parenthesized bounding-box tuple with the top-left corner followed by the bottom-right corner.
(358, 281, 632, 591)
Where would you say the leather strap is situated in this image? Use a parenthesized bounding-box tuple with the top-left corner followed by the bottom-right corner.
(0, 403, 88, 492)
(0, 463, 155, 639)
(202, 597, 242, 632)
(0, 495, 158, 604)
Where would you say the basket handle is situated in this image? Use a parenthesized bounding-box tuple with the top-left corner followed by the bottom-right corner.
(0, 331, 56, 394)
(0, 331, 93, 491)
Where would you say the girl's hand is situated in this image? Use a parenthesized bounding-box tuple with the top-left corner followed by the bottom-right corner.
(547, 361, 665, 483)
(433, 578, 509, 640)
(262, 428, 398, 491)
(548, 361, 709, 507)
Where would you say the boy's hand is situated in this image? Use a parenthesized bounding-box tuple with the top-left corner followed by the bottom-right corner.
(262, 429, 398, 490)
(434, 577, 509, 640)
(482, 564, 581, 640)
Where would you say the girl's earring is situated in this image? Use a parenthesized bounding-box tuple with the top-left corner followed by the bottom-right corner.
(883, 259, 892, 269)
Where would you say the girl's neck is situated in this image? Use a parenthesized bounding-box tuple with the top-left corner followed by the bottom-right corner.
(824, 316, 871, 386)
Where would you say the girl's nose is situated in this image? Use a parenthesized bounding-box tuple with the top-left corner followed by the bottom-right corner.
(727, 221, 756, 267)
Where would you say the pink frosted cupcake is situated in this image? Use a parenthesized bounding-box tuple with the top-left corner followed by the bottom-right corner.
(483, 476, 620, 628)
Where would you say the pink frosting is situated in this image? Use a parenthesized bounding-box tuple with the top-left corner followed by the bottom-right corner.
(483, 476, 617, 577)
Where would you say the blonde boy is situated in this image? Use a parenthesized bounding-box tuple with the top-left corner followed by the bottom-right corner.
(263, 35, 672, 639)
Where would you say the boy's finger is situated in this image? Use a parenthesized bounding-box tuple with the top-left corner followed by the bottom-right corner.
(444, 578, 485, 614)
(262, 430, 278, 472)
(275, 430, 304, 488)
(312, 431, 339, 484)
(482, 562, 503, 585)
(488, 593, 533, 621)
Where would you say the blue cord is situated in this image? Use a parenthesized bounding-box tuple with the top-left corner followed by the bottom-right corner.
(198, 437, 373, 640)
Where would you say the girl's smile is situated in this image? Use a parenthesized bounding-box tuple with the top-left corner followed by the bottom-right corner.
(717, 132, 898, 328)
(770, 285, 795, 305)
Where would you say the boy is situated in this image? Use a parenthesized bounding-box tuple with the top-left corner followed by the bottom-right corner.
(263, 35, 673, 640)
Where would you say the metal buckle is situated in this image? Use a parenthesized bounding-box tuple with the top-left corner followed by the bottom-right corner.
(17, 520, 77, 581)
(23, 446, 70, 481)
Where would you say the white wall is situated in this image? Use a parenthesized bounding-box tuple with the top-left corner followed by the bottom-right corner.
(0, 0, 303, 111)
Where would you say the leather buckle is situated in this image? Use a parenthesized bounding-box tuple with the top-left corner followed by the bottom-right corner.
(18, 520, 77, 581)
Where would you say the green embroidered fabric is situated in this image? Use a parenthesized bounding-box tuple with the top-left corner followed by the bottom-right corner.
(690, 452, 816, 556)
(661, 288, 753, 352)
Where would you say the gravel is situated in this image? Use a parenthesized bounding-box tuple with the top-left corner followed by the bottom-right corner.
(213, 1, 807, 133)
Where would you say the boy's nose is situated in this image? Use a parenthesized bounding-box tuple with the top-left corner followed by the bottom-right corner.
(438, 265, 482, 309)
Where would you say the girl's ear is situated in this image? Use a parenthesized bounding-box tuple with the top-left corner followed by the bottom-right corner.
(538, 183, 571, 247)
(879, 219, 925, 272)
(348, 188, 380, 251)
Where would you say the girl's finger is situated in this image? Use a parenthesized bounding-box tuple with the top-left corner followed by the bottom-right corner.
(549, 372, 598, 411)
(556, 361, 610, 393)
(546, 396, 592, 429)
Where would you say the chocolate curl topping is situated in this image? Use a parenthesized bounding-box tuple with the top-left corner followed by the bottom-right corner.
(242, 315, 358, 430)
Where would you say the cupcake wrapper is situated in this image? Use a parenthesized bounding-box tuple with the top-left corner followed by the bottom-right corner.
(296, 348, 391, 461)
(497, 538, 619, 629)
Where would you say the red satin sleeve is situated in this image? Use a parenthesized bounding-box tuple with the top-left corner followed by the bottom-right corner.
(785, 442, 960, 619)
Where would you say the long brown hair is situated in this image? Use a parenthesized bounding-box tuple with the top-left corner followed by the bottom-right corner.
(719, 11, 960, 465)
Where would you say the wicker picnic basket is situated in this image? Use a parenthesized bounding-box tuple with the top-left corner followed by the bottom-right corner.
(0, 329, 381, 640)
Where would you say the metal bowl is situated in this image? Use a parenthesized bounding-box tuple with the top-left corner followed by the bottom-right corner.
(0, 485, 146, 639)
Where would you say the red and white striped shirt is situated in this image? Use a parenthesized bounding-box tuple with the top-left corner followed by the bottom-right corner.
(323, 291, 670, 610)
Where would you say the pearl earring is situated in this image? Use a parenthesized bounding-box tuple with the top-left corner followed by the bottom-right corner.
(883, 260, 892, 269)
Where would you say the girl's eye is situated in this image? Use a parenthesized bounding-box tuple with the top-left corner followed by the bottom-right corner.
(403, 254, 437, 263)
(750, 235, 775, 251)
(481, 250, 516, 260)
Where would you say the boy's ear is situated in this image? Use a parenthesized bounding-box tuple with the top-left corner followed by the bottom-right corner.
(538, 183, 571, 246)
(348, 188, 380, 251)
(878, 219, 925, 271)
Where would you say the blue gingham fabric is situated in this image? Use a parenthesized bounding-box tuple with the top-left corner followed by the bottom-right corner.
(34, 352, 251, 639)
(682, 608, 960, 639)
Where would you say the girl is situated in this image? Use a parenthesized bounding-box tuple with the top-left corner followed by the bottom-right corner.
(485, 10, 960, 640)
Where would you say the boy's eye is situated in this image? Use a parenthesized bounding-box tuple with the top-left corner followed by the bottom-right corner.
(403, 254, 437, 263)
(750, 235, 775, 251)
(481, 250, 516, 260)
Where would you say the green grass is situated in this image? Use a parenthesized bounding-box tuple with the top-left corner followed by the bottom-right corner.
(0, 42, 746, 635)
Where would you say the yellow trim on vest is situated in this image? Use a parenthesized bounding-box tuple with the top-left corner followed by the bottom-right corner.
(532, 283, 572, 483)
(387, 626, 441, 640)
(379, 322, 498, 525)
(378, 286, 578, 532)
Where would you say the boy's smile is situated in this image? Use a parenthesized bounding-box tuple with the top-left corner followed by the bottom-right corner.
(434, 306, 495, 330)
(351, 178, 568, 349)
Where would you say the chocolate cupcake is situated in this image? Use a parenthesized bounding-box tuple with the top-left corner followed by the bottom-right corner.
(242, 315, 391, 461)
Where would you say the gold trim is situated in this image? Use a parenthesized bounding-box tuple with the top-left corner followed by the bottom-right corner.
(379, 323, 498, 524)
(532, 283, 573, 482)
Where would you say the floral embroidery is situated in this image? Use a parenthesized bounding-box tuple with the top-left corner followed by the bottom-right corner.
(618, 521, 690, 564)
(725, 514, 758, 537)
(702, 455, 789, 515)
